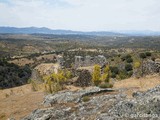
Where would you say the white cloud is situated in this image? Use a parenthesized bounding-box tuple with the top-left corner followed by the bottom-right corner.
(0, 0, 160, 31)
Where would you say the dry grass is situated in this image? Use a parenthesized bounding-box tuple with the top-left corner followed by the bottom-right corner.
(35, 63, 60, 75)
(8, 58, 34, 66)
(0, 84, 45, 120)
(114, 74, 160, 98)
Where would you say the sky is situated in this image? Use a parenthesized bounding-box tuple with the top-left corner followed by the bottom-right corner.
(0, 0, 160, 31)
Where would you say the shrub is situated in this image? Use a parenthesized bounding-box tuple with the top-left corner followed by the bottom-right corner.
(118, 54, 121, 57)
(121, 54, 132, 61)
(44, 70, 70, 93)
(99, 83, 113, 88)
(126, 54, 132, 59)
(100, 73, 109, 83)
(121, 56, 126, 61)
(145, 52, 152, 56)
(133, 61, 141, 69)
(139, 53, 146, 59)
(127, 71, 133, 77)
(126, 57, 133, 63)
(111, 72, 116, 78)
(104, 65, 110, 73)
(125, 64, 133, 71)
(82, 96, 90, 102)
(118, 70, 128, 80)
(111, 58, 114, 61)
(92, 64, 101, 86)
(110, 66, 119, 74)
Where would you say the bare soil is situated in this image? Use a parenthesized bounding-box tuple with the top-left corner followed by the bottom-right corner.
(0, 84, 45, 120)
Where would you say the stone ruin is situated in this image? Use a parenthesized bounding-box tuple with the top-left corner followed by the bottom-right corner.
(133, 59, 160, 77)
(74, 55, 107, 68)
(143, 60, 160, 75)
(56, 55, 64, 68)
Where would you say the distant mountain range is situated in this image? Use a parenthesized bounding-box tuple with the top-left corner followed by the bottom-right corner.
(0, 26, 160, 36)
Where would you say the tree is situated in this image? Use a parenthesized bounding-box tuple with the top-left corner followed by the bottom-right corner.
(104, 65, 110, 73)
(92, 64, 101, 86)
(139, 53, 146, 59)
(134, 61, 141, 69)
(125, 64, 133, 71)
(110, 66, 119, 74)
(126, 57, 133, 63)
(44, 69, 70, 93)
(145, 52, 152, 57)
(103, 65, 110, 82)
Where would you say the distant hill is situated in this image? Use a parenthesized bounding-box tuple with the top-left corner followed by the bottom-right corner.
(117, 30, 160, 36)
(0, 27, 122, 36)
(0, 27, 160, 36)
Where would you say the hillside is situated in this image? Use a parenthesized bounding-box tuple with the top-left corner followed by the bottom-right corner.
(0, 74, 159, 119)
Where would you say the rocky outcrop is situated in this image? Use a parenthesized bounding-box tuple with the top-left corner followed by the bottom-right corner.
(22, 85, 160, 120)
(143, 60, 160, 75)
(43, 87, 115, 106)
(105, 85, 160, 120)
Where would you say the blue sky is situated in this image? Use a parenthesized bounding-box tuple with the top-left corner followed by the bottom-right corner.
(0, 0, 160, 31)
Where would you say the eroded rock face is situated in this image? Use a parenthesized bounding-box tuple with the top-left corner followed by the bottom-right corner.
(43, 87, 114, 106)
(106, 85, 160, 120)
(143, 60, 160, 75)
(22, 85, 160, 120)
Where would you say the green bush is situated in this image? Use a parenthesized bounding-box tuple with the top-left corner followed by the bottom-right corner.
(121, 54, 132, 61)
(118, 70, 128, 79)
(126, 57, 133, 63)
(110, 66, 119, 74)
(111, 72, 116, 78)
(127, 71, 133, 77)
(126, 54, 132, 59)
(82, 96, 90, 102)
(139, 53, 146, 59)
(145, 52, 152, 56)
(125, 64, 133, 71)
(99, 83, 113, 88)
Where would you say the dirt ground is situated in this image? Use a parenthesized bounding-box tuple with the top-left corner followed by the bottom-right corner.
(114, 74, 160, 98)
(0, 84, 45, 120)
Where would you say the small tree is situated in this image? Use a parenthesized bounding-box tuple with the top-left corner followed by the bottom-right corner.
(133, 61, 141, 69)
(139, 53, 146, 59)
(126, 57, 133, 63)
(145, 52, 151, 57)
(125, 64, 133, 71)
(103, 65, 110, 82)
(92, 64, 101, 86)
(110, 66, 119, 74)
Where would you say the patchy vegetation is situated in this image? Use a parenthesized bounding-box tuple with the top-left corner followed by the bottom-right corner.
(0, 59, 31, 89)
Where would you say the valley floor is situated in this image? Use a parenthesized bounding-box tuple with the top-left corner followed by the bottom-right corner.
(0, 74, 159, 120)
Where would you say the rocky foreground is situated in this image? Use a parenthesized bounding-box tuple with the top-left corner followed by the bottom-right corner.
(22, 85, 160, 120)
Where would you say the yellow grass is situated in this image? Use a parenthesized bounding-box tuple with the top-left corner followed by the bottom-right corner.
(114, 74, 160, 98)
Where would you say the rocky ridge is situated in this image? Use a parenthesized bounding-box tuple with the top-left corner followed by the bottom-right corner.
(22, 85, 160, 120)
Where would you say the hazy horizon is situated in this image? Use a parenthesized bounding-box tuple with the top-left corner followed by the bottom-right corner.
(0, 0, 160, 31)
